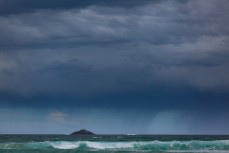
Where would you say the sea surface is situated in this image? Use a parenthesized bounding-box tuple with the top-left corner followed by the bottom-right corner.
(0, 135, 229, 153)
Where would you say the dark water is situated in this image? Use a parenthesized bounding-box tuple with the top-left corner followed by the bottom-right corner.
(0, 135, 229, 153)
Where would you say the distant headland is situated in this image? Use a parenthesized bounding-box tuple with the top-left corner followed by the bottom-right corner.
(70, 129, 95, 135)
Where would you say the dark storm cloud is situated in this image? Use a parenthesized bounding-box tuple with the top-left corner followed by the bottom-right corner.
(0, 0, 229, 111)
(0, 0, 153, 15)
(1, 85, 229, 112)
(1, 0, 229, 49)
(39, 59, 92, 76)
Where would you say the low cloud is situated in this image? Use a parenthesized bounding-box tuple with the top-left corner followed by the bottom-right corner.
(50, 111, 68, 123)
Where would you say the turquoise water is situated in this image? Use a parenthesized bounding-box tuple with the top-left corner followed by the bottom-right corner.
(0, 135, 229, 153)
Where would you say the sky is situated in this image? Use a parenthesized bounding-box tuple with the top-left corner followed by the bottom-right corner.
(0, 0, 229, 134)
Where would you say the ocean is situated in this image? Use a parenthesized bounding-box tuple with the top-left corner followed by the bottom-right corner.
(0, 135, 229, 153)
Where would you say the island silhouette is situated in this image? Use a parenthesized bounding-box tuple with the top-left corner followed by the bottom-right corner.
(70, 129, 95, 135)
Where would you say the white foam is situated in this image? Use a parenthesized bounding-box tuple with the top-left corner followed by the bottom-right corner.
(1, 140, 229, 150)
(126, 134, 136, 136)
(93, 136, 102, 139)
(86, 141, 134, 149)
(49, 141, 134, 149)
(48, 141, 80, 149)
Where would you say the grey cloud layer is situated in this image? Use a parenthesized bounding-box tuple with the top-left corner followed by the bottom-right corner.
(0, 0, 229, 101)
(1, 0, 229, 48)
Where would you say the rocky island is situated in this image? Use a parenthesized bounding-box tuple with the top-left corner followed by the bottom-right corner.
(70, 129, 96, 135)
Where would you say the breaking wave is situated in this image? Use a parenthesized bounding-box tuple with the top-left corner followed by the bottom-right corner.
(1, 140, 229, 151)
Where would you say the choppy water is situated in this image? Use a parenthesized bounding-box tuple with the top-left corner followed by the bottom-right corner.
(0, 135, 229, 153)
